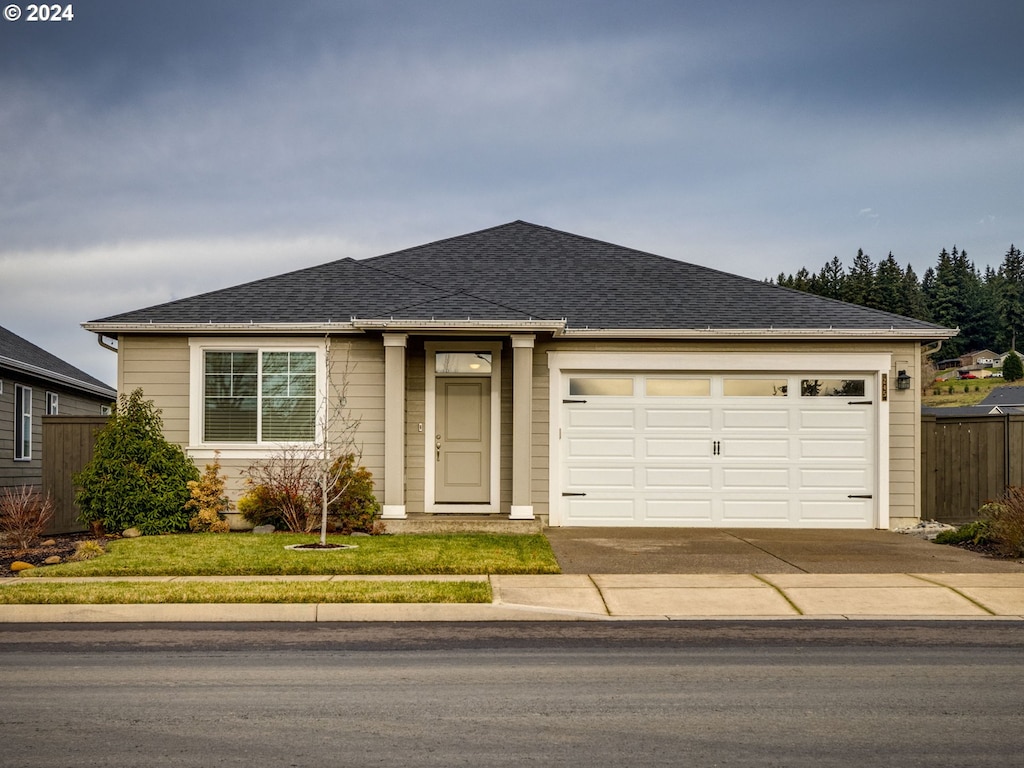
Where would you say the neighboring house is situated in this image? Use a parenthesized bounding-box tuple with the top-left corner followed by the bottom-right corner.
(0, 325, 117, 490)
(961, 349, 1000, 368)
(84, 221, 956, 530)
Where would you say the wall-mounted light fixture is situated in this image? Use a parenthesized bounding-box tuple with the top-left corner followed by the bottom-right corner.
(896, 370, 912, 390)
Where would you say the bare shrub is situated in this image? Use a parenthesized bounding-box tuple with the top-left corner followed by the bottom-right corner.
(0, 485, 54, 553)
(984, 488, 1024, 557)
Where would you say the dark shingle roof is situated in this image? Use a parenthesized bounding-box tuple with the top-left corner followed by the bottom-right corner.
(91, 221, 953, 335)
(981, 386, 1024, 407)
(0, 325, 115, 396)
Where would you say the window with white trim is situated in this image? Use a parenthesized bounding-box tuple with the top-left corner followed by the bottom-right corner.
(202, 349, 317, 443)
(14, 385, 31, 460)
(46, 391, 59, 415)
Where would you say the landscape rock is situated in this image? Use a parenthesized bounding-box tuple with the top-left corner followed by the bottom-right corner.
(252, 525, 275, 535)
(895, 519, 957, 540)
(10, 561, 35, 572)
(41, 539, 56, 546)
(122, 527, 143, 538)
(44, 555, 62, 565)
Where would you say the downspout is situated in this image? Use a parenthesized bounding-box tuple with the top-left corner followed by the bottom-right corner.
(96, 334, 118, 353)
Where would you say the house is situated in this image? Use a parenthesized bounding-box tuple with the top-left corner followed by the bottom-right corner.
(83, 221, 956, 530)
(1, 325, 117, 491)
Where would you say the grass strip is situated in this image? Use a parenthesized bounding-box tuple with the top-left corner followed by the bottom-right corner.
(0, 580, 492, 605)
(24, 533, 560, 577)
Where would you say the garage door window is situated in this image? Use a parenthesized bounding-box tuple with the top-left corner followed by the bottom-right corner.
(800, 378, 866, 397)
(723, 378, 788, 397)
(646, 378, 710, 397)
(569, 377, 634, 396)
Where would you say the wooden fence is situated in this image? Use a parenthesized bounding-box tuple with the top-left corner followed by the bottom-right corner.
(42, 415, 108, 534)
(921, 413, 1024, 524)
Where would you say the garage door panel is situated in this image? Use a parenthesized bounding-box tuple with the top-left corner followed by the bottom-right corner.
(799, 409, 870, 431)
(645, 408, 712, 430)
(567, 437, 635, 458)
(645, 467, 712, 489)
(721, 467, 790, 490)
(645, 437, 711, 458)
(721, 438, 790, 459)
(567, 466, 636, 489)
(799, 468, 869, 489)
(566, 408, 635, 429)
(800, 439, 868, 460)
(721, 409, 789, 430)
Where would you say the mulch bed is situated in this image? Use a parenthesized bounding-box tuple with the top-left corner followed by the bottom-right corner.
(0, 532, 113, 577)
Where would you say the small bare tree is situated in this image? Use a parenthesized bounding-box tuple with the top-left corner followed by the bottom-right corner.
(245, 337, 369, 545)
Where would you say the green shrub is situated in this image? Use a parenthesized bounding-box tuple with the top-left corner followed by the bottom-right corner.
(75, 389, 200, 535)
(237, 483, 291, 530)
(934, 519, 992, 546)
(317, 453, 382, 534)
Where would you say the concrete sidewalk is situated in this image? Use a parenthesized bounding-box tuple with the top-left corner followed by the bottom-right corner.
(2, 572, 1023, 622)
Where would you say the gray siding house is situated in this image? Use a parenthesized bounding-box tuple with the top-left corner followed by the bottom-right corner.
(84, 222, 955, 530)
(1, 325, 116, 491)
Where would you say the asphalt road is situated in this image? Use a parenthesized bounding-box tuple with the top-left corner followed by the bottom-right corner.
(2, 622, 1022, 767)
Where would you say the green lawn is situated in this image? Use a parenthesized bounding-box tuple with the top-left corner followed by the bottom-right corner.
(0, 579, 491, 605)
(22, 532, 561, 577)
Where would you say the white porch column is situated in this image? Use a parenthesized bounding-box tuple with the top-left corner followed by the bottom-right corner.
(510, 334, 535, 519)
(382, 333, 407, 519)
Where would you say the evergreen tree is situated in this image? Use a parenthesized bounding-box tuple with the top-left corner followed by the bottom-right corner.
(997, 245, 1024, 352)
(843, 249, 875, 307)
(872, 252, 903, 314)
(815, 256, 845, 300)
(1003, 350, 1023, 382)
(900, 264, 929, 321)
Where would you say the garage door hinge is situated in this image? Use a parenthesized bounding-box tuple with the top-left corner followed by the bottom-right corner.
(562, 492, 587, 497)
(847, 494, 873, 498)
(562, 398, 588, 404)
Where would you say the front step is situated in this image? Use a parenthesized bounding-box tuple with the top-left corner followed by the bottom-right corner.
(383, 514, 546, 534)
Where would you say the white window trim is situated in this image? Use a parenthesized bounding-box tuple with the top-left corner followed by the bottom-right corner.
(14, 384, 31, 461)
(188, 337, 328, 460)
(45, 391, 59, 415)
(547, 350, 891, 529)
(424, 340, 502, 514)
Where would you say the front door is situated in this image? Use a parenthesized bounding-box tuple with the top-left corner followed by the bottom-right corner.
(435, 377, 491, 503)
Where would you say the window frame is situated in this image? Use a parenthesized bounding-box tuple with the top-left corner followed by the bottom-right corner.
(45, 391, 59, 415)
(189, 338, 327, 458)
(14, 384, 31, 461)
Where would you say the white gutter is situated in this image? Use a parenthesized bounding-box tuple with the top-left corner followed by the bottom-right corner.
(0, 355, 116, 399)
(82, 321, 363, 335)
(557, 326, 959, 340)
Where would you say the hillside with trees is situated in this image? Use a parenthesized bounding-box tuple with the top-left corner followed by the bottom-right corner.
(771, 245, 1023, 360)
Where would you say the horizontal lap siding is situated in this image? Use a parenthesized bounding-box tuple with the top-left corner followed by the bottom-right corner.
(119, 336, 191, 445)
(332, 339, 385, 487)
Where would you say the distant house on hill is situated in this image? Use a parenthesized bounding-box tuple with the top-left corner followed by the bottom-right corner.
(0, 325, 116, 491)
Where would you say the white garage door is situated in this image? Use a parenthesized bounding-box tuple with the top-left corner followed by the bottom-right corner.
(560, 373, 876, 528)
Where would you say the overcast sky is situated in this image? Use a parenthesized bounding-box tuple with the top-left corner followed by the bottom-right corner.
(2, 0, 1022, 386)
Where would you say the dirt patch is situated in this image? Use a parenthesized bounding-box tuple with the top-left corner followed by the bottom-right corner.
(0, 533, 114, 577)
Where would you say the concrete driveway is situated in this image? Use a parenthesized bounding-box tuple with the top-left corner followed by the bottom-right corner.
(544, 527, 1024, 574)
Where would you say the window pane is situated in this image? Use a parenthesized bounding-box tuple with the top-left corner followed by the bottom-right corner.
(569, 377, 634, 396)
(204, 352, 258, 441)
(263, 398, 315, 441)
(800, 379, 866, 397)
(723, 379, 788, 397)
(435, 352, 492, 374)
(260, 352, 316, 441)
(646, 378, 711, 397)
